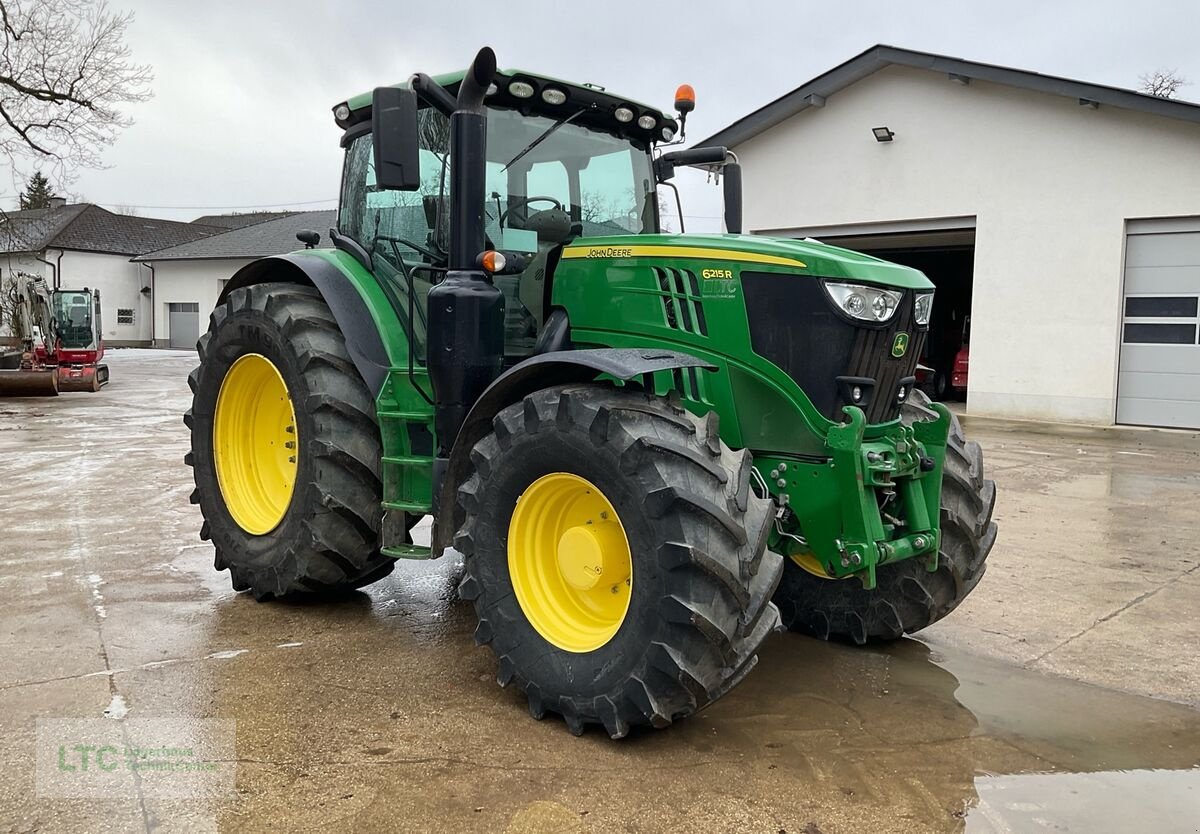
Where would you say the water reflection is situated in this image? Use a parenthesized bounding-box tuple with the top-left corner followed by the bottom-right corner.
(968, 768, 1200, 832)
(702, 636, 1200, 831)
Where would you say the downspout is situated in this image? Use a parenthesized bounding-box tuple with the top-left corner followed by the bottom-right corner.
(140, 261, 155, 346)
(56, 250, 64, 289)
(34, 250, 57, 288)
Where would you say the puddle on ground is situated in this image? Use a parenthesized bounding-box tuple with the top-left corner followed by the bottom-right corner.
(704, 636, 1200, 832)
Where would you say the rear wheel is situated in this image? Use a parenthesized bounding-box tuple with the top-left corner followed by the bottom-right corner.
(185, 282, 394, 599)
(772, 390, 997, 643)
(456, 385, 783, 738)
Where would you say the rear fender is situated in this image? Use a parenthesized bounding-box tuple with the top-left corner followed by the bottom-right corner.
(218, 251, 408, 396)
(433, 348, 715, 555)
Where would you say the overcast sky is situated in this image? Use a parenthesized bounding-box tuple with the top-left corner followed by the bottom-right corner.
(15, 0, 1200, 228)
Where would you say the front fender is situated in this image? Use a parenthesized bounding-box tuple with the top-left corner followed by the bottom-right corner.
(218, 250, 407, 396)
(433, 347, 715, 554)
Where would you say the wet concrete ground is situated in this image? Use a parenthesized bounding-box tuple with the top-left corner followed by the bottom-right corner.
(1, 350, 1198, 833)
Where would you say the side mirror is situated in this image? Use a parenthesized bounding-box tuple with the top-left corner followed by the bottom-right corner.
(371, 86, 421, 191)
(652, 145, 743, 235)
(653, 145, 728, 181)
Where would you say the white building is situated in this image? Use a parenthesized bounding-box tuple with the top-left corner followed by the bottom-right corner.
(135, 210, 335, 348)
(0, 202, 221, 345)
(702, 46, 1200, 430)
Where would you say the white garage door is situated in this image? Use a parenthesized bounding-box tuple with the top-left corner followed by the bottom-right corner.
(167, 302, 200, 351)
(1118, 220, 1200, 429)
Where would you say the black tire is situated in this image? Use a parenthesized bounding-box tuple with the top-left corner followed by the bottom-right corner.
(933, 370, 949, 401)
(456, 385, 784, 738)
(184, 282, 394, 599)
(773, 389, 996, 644)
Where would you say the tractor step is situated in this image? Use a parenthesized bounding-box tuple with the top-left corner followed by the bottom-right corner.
(378, 368, 437, 516)
(383, 499, 430, 513)
(382, 543, 432, 560)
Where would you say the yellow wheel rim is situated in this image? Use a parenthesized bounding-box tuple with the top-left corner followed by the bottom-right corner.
(212, 354, 298, 535)
(790, 551, 836, 579)
(507, 473, 633, 653)
(787, 540, 849, 580)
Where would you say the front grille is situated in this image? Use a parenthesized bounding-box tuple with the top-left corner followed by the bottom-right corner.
(741, 273, 925, 423)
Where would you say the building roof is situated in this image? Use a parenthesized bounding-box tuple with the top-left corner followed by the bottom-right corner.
(700, 45, 1200, 149)
(135, 210, 337, 261)
(191, 210, 299, 229)
(0, 203, 221, 256)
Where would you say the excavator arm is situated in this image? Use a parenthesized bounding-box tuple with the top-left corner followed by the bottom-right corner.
(0, 272, 60, 396)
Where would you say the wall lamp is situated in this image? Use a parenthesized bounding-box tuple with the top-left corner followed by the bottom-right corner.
(872, 126, 895, 142)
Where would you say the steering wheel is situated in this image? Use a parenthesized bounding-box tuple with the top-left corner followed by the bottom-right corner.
(499, 196, 564, 227)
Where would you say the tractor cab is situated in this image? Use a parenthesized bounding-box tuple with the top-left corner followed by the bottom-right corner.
(336, 71, 675, 364)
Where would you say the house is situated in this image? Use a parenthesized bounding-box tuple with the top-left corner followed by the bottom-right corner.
(701, 46, 1200, 430)
(0, 202, 220, 345)
(190, 210, 300, 230)
(134, 210, 335, 348)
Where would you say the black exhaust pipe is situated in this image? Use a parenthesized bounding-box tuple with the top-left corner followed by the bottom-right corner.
(427, 47, 504, 471)
(456, 47, 495, 114)
(448, 46, 495, 270)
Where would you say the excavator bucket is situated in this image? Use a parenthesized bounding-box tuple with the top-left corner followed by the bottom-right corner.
(0, 368, 59, 396)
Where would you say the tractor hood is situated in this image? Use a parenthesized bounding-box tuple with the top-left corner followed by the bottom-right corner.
(560, 234, 933, 290)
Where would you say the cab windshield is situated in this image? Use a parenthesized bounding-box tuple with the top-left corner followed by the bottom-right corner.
(53, 291, 96, 349)
(338, 104, 657, 359)
(339, 106, 657, 257)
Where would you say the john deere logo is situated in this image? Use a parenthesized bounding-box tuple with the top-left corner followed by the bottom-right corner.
(892, 333, 910, 358)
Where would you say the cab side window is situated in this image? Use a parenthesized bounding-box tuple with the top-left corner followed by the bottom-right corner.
(338, 109, 453, 361)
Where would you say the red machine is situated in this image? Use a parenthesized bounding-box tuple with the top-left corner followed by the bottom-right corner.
(950, 314, 971, 393)
(951, 345, 970, 391)
(0, 275, 109, 396)
(50, 287, 110, 392)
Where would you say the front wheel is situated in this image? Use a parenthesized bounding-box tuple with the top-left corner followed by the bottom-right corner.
(772, 390, 997, 643)
(456, 385, 783, 738)
(185, 282, 395, 599)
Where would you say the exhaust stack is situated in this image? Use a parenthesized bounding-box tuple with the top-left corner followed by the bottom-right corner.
(427, 47, 505, 470)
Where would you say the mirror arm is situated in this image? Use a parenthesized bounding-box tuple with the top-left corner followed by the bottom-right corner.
(410, 73, 457, 116)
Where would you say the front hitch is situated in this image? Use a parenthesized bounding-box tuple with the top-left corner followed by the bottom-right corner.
(765, 403, 951, 589)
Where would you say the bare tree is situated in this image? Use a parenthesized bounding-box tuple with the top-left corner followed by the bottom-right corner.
(1138, 69, 1189, 99)
(0, 0, 152, 186)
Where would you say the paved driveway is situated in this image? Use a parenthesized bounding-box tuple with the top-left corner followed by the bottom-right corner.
(1, 350, 1197, 833)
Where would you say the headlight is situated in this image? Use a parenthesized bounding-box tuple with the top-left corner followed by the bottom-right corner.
(824, 282, 903, 323)
(914, 292, 934, 326)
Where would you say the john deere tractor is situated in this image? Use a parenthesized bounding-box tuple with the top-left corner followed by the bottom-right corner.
(186, 48, 996, 738)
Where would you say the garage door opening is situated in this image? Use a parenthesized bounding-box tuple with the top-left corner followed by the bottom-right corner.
(807, 228, 976, 402)
(167, 302, 200, 350)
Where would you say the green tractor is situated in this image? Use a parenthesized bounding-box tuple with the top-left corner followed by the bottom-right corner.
(186, 48, 996, 738)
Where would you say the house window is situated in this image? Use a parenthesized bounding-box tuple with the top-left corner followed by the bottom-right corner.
(117, 308, 135, 325)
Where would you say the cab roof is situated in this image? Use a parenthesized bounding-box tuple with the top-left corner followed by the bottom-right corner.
(337, 69, 678, 146)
